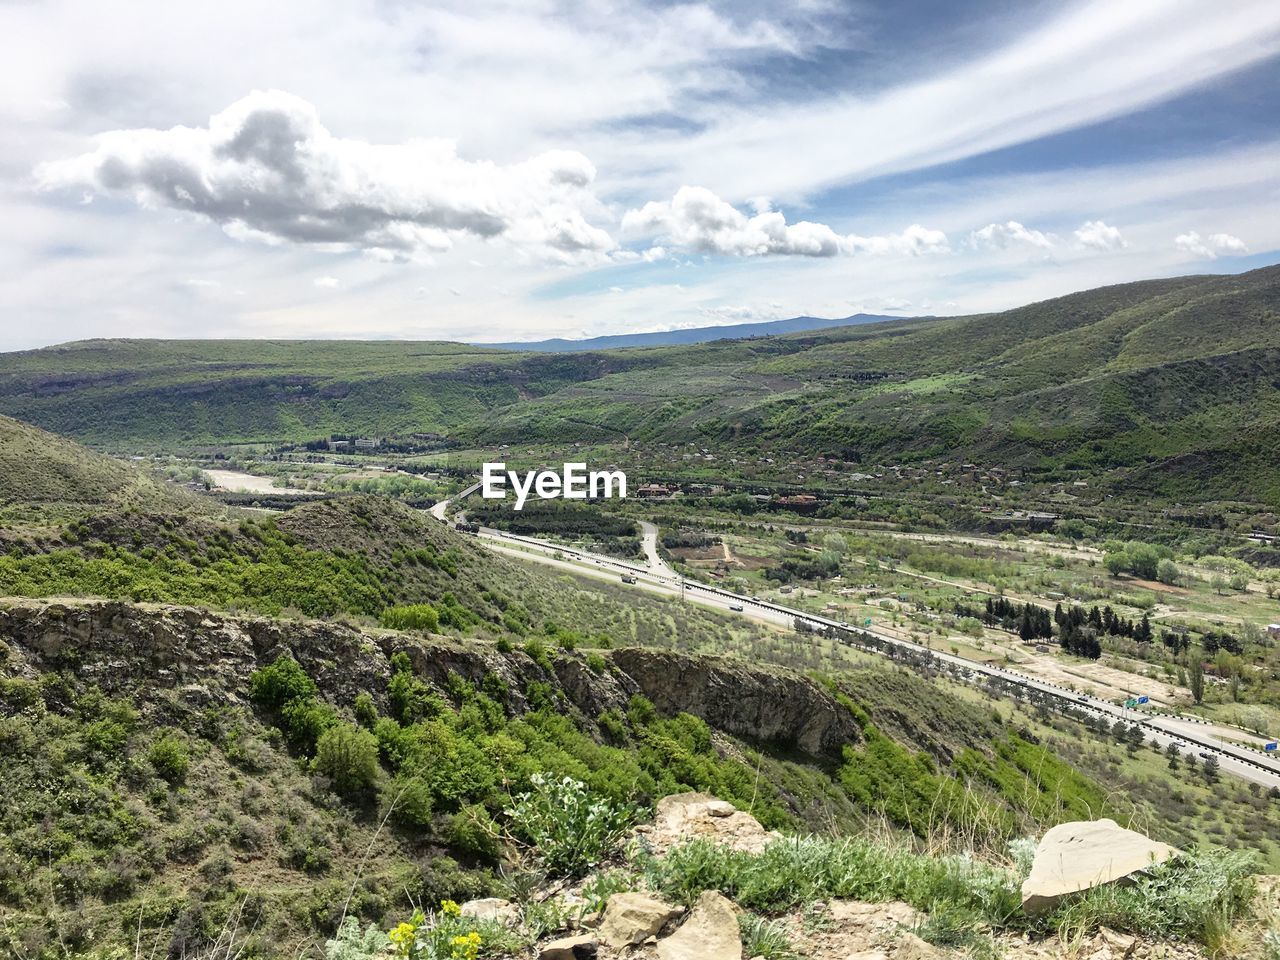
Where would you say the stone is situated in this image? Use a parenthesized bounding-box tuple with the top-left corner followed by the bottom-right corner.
(539, 934, 597, 960)
(828, 900, 920, 931)
(1021, 819, 1179, 914)
(656, 890, 742, 960)
(1096, 927, 1137, 958)
(641, 793, 782, 855)
(459, 897, 518, 925)
(893, 932, 945, 959)
(598, 892, 683, 947)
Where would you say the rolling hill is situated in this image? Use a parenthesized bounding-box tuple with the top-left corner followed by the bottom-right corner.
(478, 311, 905, 351)
(1, 264, 1278, 503)
(0, 413, 198, 511)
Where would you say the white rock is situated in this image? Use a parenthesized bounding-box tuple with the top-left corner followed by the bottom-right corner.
(1021, 819, 1179, 914)
(598, 892, 683, 947)
(656, 890, 742, 960)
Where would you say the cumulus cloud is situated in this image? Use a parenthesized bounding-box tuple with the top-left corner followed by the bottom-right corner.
(1073, 220, 1127, 251)
(969, 220, 1054, 250)
(1174, 230, 1249, 260)
(35, 90, 615, 263)
(622, 186, 947, 258)
(313, 276, 339, 288)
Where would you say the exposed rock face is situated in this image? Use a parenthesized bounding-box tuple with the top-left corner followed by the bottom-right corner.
(1021, 819, 1180, 914)
(655, 890, 741, 960)
(640, 793, 781, 855)
(598, 892, 683, 947)
(0, 599, 858, 756)
(611, 648, 861, 754)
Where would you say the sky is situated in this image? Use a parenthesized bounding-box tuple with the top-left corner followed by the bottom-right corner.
(2, 0, 1278, 350)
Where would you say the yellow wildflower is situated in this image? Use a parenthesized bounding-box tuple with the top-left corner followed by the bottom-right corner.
(387, 921, 418, 958)
(450, 931, 482, 960)
(440, 899, 462, 917)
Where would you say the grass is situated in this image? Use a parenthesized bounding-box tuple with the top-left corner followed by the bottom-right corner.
(643, 834, 1258, 955)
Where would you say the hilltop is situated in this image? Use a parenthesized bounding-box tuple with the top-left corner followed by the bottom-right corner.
(1, 266, 1277, 503)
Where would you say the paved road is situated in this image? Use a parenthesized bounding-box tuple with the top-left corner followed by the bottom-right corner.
(429, 490, 1280, 788)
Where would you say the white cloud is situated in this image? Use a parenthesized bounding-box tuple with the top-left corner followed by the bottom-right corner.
(1174, 230, 1249, 259)
(1073, 220, 1127, 251)
(969, 220, 1054, 250)
(623, 186, 948, 258)
(35, 90, 616, 264)
(313, 276, 339, 288)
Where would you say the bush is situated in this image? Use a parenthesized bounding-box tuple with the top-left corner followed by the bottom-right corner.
(446, 804, 502, 862)
(314, 723, 381, 798)
(505, 774, 633, 877)
(250, 657, 318, 709)
(147, 734, 190, 784)
(380, 604, 440, 633)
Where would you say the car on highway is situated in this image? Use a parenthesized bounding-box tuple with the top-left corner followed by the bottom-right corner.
(620, 574, 637, 584)
(728, 603, 744, 612)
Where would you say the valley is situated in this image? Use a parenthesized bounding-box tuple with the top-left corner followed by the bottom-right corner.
(3, 270, 1280, 959)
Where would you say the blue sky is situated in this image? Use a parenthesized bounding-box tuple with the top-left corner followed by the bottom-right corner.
(1, 0, 1278, 349)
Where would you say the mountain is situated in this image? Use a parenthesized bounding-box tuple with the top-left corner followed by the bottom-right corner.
(477, 312, 905, 351)
(1, 264, 1278, 503)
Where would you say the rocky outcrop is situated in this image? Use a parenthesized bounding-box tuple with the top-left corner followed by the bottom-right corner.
(610, 648, 861, 754)
(1021, 819, 1180, 914)
(639, 793, 781, 855)
(0, 599, 859, 757)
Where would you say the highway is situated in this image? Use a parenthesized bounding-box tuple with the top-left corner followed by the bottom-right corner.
(429, 489, 1280, 789)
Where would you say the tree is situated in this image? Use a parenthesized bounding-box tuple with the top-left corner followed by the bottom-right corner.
(1156, 558, 1181, 586)
(1189, 658, 1205, 705)
(314, 722, 381, 798)
(1202, 753, 1220, 784)
(1210, 573, 1228, 595)
(1165, 741, 1180, 770)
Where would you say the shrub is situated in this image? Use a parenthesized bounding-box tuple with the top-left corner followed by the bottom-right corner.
(325, 917, 389, 960)
(314, 723, 381, 798)
(380, 604, 440, 633)
(739, 913, 800, 959)
(353, 692, 378, 729)
(249, 657, 318, 709)
(446, 804, 502, 862)
(147, 734, 190, 784)
(505, 774, 633, 877)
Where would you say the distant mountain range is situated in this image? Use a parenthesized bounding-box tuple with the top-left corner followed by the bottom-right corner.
(477, 313, 906, 351)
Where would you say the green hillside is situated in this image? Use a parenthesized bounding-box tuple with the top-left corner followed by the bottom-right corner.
(1, 265, 1278, 502)
(0, 413, 198, 512)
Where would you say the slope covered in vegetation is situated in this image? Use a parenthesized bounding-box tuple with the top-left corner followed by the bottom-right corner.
(2, 265, 1277, 503)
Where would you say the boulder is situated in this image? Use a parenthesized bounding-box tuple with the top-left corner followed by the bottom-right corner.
(656, 890, 742, 960)
(1021, 819, 1179, 914)
(539, 934, 597, 959)
(598, 892, 683, 947)
(641, 793, 781, 855)
(459, 897, 518, 925)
